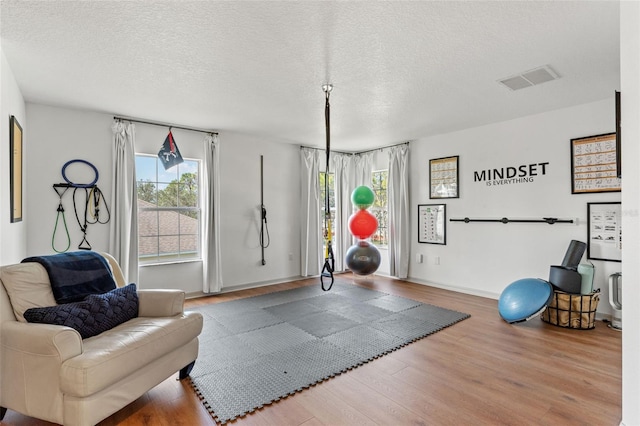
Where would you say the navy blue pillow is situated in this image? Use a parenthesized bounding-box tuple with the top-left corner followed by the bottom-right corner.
(23, 284, 138, 339)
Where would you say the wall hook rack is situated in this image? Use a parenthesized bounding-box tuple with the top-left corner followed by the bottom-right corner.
(450, 217, 574, 225)
(53, 183, 97, 189)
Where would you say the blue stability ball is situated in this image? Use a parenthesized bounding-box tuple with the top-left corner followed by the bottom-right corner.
(345, 241, 381, 276)
(498, 278, 553, 323)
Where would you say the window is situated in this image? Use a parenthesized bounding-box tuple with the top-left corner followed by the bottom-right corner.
(371, 170, 388, 247)
(135, 154, 201, 264)
(319, 172, 335, 254)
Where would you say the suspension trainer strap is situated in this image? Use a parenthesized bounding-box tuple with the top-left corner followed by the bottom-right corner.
(321, 86, 335, 291)
(259, 155, 270, 265)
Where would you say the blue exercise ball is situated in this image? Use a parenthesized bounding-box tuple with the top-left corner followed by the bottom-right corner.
(498, 278, 553, 323)
(345, 241, 381, 276)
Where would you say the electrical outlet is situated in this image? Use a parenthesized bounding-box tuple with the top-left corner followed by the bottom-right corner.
(416, 253, 423, 263)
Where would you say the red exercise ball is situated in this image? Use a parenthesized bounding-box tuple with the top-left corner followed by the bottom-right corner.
(348, 209, 378, 239)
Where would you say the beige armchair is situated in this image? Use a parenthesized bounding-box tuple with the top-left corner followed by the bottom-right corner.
(0, 252, 203, 425)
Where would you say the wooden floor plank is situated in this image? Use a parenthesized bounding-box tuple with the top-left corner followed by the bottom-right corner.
(322, 372, 428, 425)
(1, 275, 622, 425)
(292, 383, 378, 426)
(238, 396, 315, 426)
(346, 361, 473, 424)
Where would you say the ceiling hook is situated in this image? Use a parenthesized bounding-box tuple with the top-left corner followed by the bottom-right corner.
(322, 83, 333, 100)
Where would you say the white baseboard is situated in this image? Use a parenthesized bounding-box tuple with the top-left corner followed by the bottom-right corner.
(185, 275, 305, 299)
(406, 276, 501, 300)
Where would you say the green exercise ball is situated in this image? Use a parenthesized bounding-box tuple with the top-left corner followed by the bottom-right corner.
(351, 186, 375, 209)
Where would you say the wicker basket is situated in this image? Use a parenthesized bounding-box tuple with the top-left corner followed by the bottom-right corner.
(541, 289, 600, 329)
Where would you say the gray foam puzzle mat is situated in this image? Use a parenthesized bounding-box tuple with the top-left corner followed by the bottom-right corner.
(188, 279, 470, 424)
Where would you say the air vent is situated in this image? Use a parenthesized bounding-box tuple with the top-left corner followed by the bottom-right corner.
(498, 65, 560, 91)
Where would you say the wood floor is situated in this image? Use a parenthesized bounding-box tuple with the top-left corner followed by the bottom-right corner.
(1, 275, 622, 426)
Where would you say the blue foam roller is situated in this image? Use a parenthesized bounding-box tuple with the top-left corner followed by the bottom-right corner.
(498, 278, 553, 323)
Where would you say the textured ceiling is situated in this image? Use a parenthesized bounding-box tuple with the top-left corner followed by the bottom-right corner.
(0, 1, 620, 152)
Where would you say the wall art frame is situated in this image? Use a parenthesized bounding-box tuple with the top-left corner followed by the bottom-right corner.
(9, 115, 23, 223)
(587, 201, 621, 262)
(429, 155, 459, 199)
(418, 203, 446, 245)
(571, 133, 620, 194)
(615, 90, 622, 178)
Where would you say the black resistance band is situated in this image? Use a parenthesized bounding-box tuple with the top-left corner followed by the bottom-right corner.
(52, 159, 110, 252)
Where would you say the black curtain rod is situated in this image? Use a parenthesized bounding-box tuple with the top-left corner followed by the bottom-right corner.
(300, 141, 409, 155)
(356, 141, 409, 155)
(301, 146, 350, 155)
(113, 116, 218, 135)
(450, 217, 574, 225)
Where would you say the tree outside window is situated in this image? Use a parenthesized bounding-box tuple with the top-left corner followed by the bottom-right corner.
(371, 170, 388, 247)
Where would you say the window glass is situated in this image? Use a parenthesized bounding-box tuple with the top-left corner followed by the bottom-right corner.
(371, 170, 388, 247)
(136, 155, 157, 182)
(135, 154, 201, 264)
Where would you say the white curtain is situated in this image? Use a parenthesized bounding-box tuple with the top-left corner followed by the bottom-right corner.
(353, 152, 374, 187)
(202, 134, 222, 293)
(109, 120, 139, 285)
(388, 144, 411, 278)
(300, 148, 321, 276)
(331, 152, 354, 272)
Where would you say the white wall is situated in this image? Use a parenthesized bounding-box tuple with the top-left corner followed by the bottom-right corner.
(0, 48, 27, 265)
(25, 104, 112, 256)
(0, 44, 27, 417)
(218, 132, 301, 289)
(620, 2, 640, 424)
(24, 104, 303, 294)
(409, 99, 621, 317)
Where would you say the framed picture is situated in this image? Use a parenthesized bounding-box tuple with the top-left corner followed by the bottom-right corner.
(615, 90, 621, 178)
(9, 116, 23, 223)
(587, 202, 621, 262)
(418, 204, 446, 244)
(571, 133, 620, 194)
(429, 155, 459, 199)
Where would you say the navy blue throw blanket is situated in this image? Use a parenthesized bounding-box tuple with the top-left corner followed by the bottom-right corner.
(22, 251, 117, 304)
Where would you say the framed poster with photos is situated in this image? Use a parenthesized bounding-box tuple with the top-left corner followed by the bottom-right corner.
(571, 133, 620, 194)
(429, 156, 459, 199)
